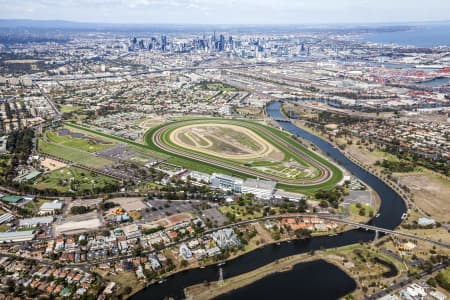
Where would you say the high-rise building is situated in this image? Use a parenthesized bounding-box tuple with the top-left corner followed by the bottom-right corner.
(161, 35, 167, 51)
(219, 34, 225, 51)
(138, 39, 145, 49)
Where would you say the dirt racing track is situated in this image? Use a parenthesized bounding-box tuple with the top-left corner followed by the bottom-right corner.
(150, 119, 341, 187)
(169, 123, 281, 161)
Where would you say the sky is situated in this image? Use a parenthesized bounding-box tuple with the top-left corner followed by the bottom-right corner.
(0, 0, 449, 25)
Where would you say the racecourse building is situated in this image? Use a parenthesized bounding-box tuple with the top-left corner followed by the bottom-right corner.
(210, 173, 243, 192)
(241, 178, 276, 200)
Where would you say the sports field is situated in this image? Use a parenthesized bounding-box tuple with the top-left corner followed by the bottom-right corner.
(38, 139, 112, 168)
(63, 120, 343, 193)
(33, 166, 117, 193)
(45, 129, 114, 153)
(147, 118, 344, 192)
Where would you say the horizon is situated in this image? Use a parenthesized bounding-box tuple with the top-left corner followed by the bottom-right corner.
(1, 0, 450, 25)
(0, 18, 450, 29)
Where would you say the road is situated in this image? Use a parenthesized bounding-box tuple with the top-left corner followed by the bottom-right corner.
(33, 59, 312, 83)
(2, 212, 447, 268)
(321, 216, 450, 249)
(34, 83, 61, 117)
(366, 263, 448, 300)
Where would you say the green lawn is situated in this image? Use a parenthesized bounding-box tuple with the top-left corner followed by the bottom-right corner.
(65, 123, 167, 159)
(158, 120, 322, 177)
(66, 119, 343, 194)
(33, 166, 117, 193)
(38, 139, 112, 168)
(0, 224, 9, 232)
(372, 149, 400, 162)
(205, 83, 236, 92)
(46, 130, 114, 153)
(435, 267, 450, 292)
(219, 205, 267, 221)
(348, 203, 374, 217)
(60, 105, 84, 113)
(150, 118, 343, 193)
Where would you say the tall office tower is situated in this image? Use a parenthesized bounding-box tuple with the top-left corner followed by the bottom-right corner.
(161, 35, 167, 51)
(219, 34, 225, 51)
(210, 34, 216, 51)
(129, 36, 137, 51)
(301, 43, 305, 52)
(138, 39, 145, 49)
(228, 36, 234, 50)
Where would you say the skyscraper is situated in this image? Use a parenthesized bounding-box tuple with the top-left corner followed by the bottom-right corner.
(161, 35, 167, 51)
(219, 34, 225, 51)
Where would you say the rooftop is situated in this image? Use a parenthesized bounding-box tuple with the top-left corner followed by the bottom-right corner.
(40, 201, 64, 210)
(242, 178, 276, 190)
(0, 230, 35, 242)
(19, 216, 54, 227)
(1, 195, 24, 203)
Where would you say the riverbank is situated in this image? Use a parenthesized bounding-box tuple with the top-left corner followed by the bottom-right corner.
(290, 118, 410, 213)
(184, 252, 354, 300)
(184, 240, 406, 300)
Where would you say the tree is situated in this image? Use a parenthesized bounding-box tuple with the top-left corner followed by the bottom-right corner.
(70, 206, 91, 215)
(124, 286, 132, 294)
(359, 207, 366, 216)
(294, 228, 311, 239)
(180, 259, 188, 268)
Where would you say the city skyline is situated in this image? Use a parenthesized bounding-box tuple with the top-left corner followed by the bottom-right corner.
(1, 0, 450, 25)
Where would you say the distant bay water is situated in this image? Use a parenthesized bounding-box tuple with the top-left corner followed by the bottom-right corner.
(362, 24, 450, 47)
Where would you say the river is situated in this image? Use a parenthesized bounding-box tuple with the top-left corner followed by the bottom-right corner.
(131, 101, 407, 300)
(418, 77, 450, 87)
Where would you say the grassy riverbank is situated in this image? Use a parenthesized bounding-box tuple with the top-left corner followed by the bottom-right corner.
(184, 251, 360, 300)
(184, 253, 316, 300)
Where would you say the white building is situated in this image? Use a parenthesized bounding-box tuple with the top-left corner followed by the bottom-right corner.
(418, 217, 436, 227)
(0, 213, 14, 225)
(39, 201, 64, 215)
(430, 290, 447, 300)
(0, 136, 7, 154)
(210, 173, 243, 192)
(378, 295, 399, 300)
(179, 244, 192, 260)
(274, 190, 307, 202)
(19, 216, 54, 227)
(212, 228, 240, 249)
(122, 224, 141, 240)
(184, 171, 211, 183)
(148, 255, 162, 270)
(0, 230, 35, 243)
(400, 283, 427, 300)
(241, 178, 276, 200)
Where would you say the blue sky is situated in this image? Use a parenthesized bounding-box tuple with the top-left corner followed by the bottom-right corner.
(0, 0, 449, 24)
